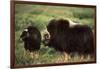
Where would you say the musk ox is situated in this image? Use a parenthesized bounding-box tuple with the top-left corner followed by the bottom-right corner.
(45, 19, 94, 60)
(20, 26, 41, 52)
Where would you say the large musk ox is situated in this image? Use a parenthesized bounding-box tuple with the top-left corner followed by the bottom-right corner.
(20, 26, 41, 52)
(46, 19, 94, 57)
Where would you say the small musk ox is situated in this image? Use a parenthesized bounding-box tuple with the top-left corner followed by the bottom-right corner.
(44, 18, 94, 60)
(20, 26, 41, 53)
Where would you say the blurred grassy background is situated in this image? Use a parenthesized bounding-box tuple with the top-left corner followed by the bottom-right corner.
(15, 4, 95, 66)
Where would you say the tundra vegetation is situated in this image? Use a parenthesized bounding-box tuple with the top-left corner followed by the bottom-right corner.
(15, 4, 95, 66)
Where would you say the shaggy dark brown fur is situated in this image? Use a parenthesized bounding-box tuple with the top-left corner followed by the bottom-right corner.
(20, 26, 41, 52)
(46, 19, 94, 55)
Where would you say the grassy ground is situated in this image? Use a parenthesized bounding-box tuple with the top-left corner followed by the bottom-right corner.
(15, 4, 95, 66)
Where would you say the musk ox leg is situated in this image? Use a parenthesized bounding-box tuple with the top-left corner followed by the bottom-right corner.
(30, 51, 39, 59)
(80, 55, 85, 61)
(57, 52, 70, 62)
(34, 51, 39, 59)
(30, 52, 34, 59)
(23, 50, 30, 57)
(63, 52, 71, 62)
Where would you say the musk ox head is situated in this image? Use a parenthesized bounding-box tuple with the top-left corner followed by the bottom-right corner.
(20, 28, 30, 41)
(41, 29, 50, 46)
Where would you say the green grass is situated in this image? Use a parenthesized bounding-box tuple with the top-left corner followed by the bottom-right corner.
(15, 4, 95, 66)
(15, 42, 95, 66)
